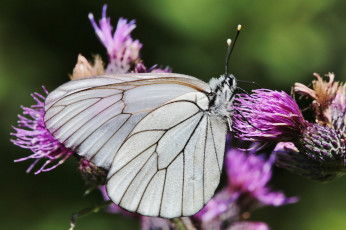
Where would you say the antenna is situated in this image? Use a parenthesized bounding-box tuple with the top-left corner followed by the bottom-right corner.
(225, 24, 242, 75)
(237, 79, 262, 88)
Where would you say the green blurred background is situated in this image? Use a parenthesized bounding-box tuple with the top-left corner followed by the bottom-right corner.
(1, 0, 345, 229)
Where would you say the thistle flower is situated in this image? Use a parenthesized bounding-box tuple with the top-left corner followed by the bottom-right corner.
(274, 123, 346, 182)
(293, 73, 346, 139)
(297, 123, 345, 162)
(141, 217, 195, 230)
(233, 86, 346, 182)
(11, 87, 74, 174)
(194, 188, 239, 224)
(229, 221, 270, 230)
(267, 73, 346, 181)
(226, 149, 297, 210)
(70, 54, 105, 80)
(294, 72, 344, 127)
(141, 216, 171, 230)
(195, 148, 296, 229)
(89, 5, 142, 74)
(232, 89, 308, 142)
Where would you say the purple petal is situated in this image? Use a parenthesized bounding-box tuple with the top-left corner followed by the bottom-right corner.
(11, 87, 74, 174)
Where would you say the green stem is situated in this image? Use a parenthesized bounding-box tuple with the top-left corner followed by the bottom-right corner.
(69, 200, 112, 230)
(173, 217, 196, 230)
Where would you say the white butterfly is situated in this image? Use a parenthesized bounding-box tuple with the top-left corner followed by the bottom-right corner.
(44, 72, 237, 218)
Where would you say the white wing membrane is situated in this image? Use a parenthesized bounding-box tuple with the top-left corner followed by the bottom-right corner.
(44, 73, 211, 170)
(106, 92, 227, 218)
(45, 73, 211, 110)
(44, 73, 227, 218)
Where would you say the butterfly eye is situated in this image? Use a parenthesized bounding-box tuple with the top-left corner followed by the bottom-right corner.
(226, 76, 232, 86)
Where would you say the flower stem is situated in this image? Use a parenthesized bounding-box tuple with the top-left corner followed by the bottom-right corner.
(69, 200, 113, 230)
(173, 217, 196, 230)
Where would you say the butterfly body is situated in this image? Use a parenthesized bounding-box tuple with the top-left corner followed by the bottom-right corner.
(209, 74, 237, 121)
(44, 72, 236, 218)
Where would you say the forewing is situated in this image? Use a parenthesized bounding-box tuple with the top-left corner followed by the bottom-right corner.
(44, 73, 210, 169)
(106, 92, 228, 218)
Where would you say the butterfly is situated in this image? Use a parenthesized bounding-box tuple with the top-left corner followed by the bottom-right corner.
(44, 27, 242, 219)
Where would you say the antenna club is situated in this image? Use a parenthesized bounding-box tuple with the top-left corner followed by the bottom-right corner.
(237, 24, 242, 31)
(227, 39, 232, 46)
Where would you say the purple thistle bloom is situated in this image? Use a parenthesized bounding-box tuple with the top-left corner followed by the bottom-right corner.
(232, 89, 308, 142)
(195, 148, 296, 229)
(229, 221, 270, 230)
(141, 216, 171, 230)
(89, 5, 142, 74)
(194, 188, 239, 222)
(141, 216, 195, 230)
(11, 87, 74, 174)
(226, 149, 297, 210)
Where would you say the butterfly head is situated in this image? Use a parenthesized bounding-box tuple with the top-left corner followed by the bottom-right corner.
(225, 74, 237, 91)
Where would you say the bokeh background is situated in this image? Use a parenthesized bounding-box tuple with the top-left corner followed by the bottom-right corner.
(1, 0, 345, 229)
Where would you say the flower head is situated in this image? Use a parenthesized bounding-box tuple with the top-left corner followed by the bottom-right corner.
(11, 87, 74, 174)
(70, 54, 104, 80)
(229, 221, 270, 230)
(195, 147, 296, 229)
(275, 123, 346, 182)
(89, 5, 142, 74)
(141, 216, 171, 230)
(294, 73, 346, 140)
(232, 89, 307, 142)
(269, 73, 346, 181)
(194, 188, 239, 223)
(226, 148, 297, 210)
(297, 123, 345, 161)
(294, 72, 344, 127)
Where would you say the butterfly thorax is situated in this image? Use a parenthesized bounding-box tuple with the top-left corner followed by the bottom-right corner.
(208, 74, 237, 119)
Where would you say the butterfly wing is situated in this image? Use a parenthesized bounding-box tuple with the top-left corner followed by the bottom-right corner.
(44, 73, 227, 218)
(106, 91, 227, 218)
(44, 73, 211, 170)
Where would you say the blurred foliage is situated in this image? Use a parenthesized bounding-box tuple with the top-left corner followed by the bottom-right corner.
(1, 0, 345, 229)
